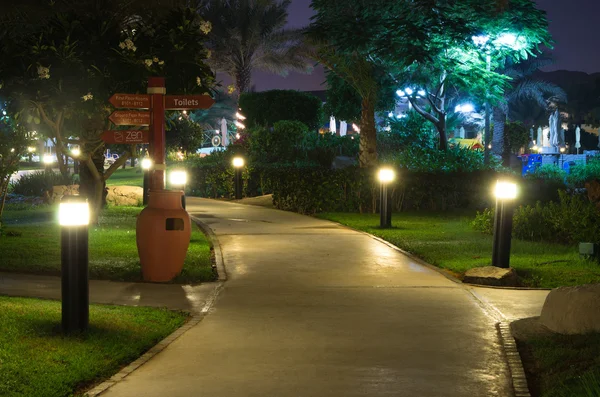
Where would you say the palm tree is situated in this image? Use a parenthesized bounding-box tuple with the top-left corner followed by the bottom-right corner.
(492, 57, 566, 163)
(198, 0, 312, 95)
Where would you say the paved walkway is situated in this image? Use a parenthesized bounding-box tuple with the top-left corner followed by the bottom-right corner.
(96, 198, 548, 397)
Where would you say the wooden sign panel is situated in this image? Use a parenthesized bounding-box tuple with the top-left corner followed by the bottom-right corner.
(109, 111, 151, 126)
(109, 94, 150, 109)
(101, 130, 150, 144)
(165, 95, 215, 110)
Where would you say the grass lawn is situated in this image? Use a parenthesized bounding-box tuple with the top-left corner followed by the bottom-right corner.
(317, 211, 600, 288)
(0, 206, 214, 283)
(105, 167, 143, 187)
(0, 296, 187, 397)
(518, 332, 600, 397)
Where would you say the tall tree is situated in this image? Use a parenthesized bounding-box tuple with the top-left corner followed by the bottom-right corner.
(0, 0, 214, 218)
(199, 0, 312, 95)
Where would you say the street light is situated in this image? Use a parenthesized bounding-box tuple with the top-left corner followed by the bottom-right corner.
(378, 168, 395, 228)
(43, 154, 54, 170)
(58, 195, 90, 333)
(141, 158, 152, 206)
(492, 180, 518, 268)
(71, 147, 81, 174)
(232, 157, 244, 200)
(169, 170, 188, 209)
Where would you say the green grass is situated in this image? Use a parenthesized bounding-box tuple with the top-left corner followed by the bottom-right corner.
(105, 167, 143, 187)
(0, 206, 214, 283)
(518, 333, 600, 397)
(0, 296, 187, 397)
(317, 212, 600, 288)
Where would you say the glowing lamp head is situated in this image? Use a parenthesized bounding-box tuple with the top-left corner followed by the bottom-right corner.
(560, 147, 566, 153)
(141, 158, 152, 170)
(59, 197, 90, 226)
(71, 148, 81, 157)
(494, 181, 518, 200)
(43, 155, 54, 164)
(27, 147, 36, 153)
(232, 157, 245, 168)
(378, 168, 396, 183)
(169, 170, 188, 186)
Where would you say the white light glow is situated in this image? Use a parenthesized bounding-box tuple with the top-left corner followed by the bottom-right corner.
(494, 181, 518, 200)
(43, 155, 54, 164)
(404, 88, 414, 96)
(418, 90, 426, 96)
(378, 168, 395, 183)
(59, 202, 90, 226)
(232, 157, 244, 168)
(141, 158, 152, 170)
(28, 147, 36, 153)
(352, 123, 360, 133)
(396, 90, 405, 97)
(169, 170, 187, 186)
(71, 148, 81, 157)
(235, 121, 246, 129)
(472, 35, 490, 46)
(455, 103, 475, 113)
(388, 112, 394, 117)
(235, 112, 246, 120)
(235, 133, 240, 139)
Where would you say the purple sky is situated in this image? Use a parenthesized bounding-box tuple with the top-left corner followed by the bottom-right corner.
(248, 0, 600, 92)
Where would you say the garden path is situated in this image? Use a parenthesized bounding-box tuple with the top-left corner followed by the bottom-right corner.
(101, 198, 546, 397)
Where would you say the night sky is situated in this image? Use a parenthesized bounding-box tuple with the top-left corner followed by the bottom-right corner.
(248, 0, 600, 92)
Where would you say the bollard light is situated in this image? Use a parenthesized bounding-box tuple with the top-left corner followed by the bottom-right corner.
(43, 154, 54, 167)
(169, 170, 188, 209)
(59, 195, 90, 333)
(141, 158, 152, 206)
(492, 180, 518, 269)
(232, 157, 244, 200)
(378, 168, 396, 228)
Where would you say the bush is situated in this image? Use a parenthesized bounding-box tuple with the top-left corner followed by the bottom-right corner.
(472, 191, 600, 245)
(568, 157, 600, 187)
(239, 90, 324, 131)
(381, 145, 496, 173)
(247, 121, 309, 164)
(10, 171, 72, 197)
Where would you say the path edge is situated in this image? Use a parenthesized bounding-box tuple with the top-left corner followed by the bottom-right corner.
(191, 215, 227, 281)
(497, 322, 532, 397)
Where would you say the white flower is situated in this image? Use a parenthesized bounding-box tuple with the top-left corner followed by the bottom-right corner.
(82, 92, 93, 102)
(153, 56, 159, 63)
(144, 59, 153, 67)
(206, 50, 211, 59)
(37, 65, 50, 79)
(196, 77, 202, 86)
(158, 60, 164, 65)
(227, 84, 236, 94)
(200, 21, 212, 35)
(120, 39, 137, 52)
(119, 42, 126, 49)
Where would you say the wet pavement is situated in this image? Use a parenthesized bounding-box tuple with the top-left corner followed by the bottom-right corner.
(100, 198, 522, 397)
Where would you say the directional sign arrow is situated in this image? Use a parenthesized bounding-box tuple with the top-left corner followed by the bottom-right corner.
(165, 95, 215, 110)
(109, 111, 151, 126)
(101, 130, 150, 144)
(109, 93, 150, 109)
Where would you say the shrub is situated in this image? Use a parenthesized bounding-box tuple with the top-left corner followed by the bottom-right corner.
(568, 157, 600, 187)
(239, 90, 324, 131)
(472, 191, 600, 245)
(10, 171, 72, 197)
(527, 164, 566, 183)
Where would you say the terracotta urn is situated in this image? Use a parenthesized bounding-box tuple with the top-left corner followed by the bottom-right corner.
(136, 190, 191, 282)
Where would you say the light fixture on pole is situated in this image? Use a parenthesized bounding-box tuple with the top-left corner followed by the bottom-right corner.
(492, 180, 518, 268)
(232, 157, 244, 200)
(58, 195, 90, 333)
(169, 170, 188, 209)
(378, 168, 395, 228)
(141, 158, 152, 206)
(71, 147, 81, 175)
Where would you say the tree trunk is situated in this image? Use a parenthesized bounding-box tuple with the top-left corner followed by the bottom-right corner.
(492, 107, 506, 161)
(437, 114, 448, 151)
(235, 65, 252, 94)
(80, 142, 106, 224)
(359, 98, 377, 168)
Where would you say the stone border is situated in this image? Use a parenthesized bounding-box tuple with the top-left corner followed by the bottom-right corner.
(497, 322, 532, 397)
(85, 282, 224, 396)
(191, 215, 227, 281)
(84, 218, 227, 396)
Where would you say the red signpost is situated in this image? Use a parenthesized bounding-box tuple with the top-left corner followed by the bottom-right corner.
(101, 130, 150, 144)
(109, 94, 150, 109)
(109, 111, 151, 126)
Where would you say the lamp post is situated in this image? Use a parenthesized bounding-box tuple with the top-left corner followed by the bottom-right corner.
(169, 170, 188, 209)
(141, 158, 152, 206)
(59, 195, 90, 333)
(378, 168, 395, 228)
(232, 157, 244, 200)
(71, 147, 81, 175)
(43, 154, 54, 171)
(559, 146, 566, 169)
(492, 180, 518, 268)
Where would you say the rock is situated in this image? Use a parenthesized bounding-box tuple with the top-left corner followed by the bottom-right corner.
(510, 317, 553, 342)
(106, 186, 143, 206)
(462, 266, 519, 287)
(540, 284, 600, 334)
(48, 185, 80, 203)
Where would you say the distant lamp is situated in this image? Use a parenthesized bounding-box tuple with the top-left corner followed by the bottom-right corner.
(560, 147, 566, 153)
(27, 147, 36, 153)
(232, 157, 244, 199)
(378, 168, 396, 228)
(58, 195, 90, 333)
(492, 180, 518, 269)
(43, 155, 54, 164)
(141, 158, 153, 170)
(71, 148, 81, 157)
